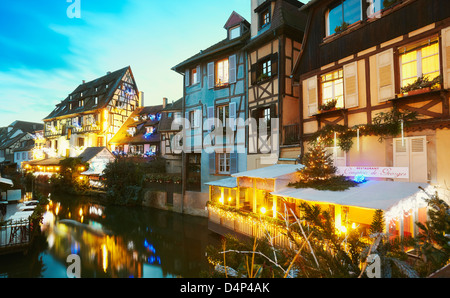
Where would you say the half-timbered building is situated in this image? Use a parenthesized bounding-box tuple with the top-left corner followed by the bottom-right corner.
(109, 104, 163, 158)
(172, 11, 250, 195)
(43, 66, 142, 158)
(290, 0, 450, 239)
(159, 97, 183, 174)
(246, 0, 307, 169)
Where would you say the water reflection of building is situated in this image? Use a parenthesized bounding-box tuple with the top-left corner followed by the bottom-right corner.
(40, 199, 216, 278)
(42, 202, 144, 278)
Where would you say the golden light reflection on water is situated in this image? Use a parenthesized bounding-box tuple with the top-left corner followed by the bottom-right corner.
(41, 202, 144, 277)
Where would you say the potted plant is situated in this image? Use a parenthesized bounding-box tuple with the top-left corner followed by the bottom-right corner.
(334, 22, 349, 34)
(319, 99, 338, 112)
(400, 75, 441, 96)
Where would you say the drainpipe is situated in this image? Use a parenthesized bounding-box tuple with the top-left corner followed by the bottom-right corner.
(181, 72, 186, 214)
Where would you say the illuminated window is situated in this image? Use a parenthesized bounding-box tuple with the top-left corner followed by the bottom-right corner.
(218, 153, 230, 174)
(215, 58, 229, 87)
(321, 69, 344, 108)
(399, 37, 440, 88)
(326, 0, 361, 36)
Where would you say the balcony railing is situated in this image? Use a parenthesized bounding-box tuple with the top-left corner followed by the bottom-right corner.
(208, 204, 301, 250)
(283, 124, 300, 145)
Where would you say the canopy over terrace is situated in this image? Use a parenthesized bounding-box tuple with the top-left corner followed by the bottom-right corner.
(207, 164, 303, 217)
(23, 158, 65, 176)
(271, 180, 434, 238)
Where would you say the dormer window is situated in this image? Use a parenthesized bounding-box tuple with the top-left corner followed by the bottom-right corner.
(259, 8, 270, 29)
(94, 97, 98, 105)
(229, 25, 241, 39)
(79, 99, 84, 107)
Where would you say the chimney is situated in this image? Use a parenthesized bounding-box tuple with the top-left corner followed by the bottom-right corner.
(163, 97, 168, 108)
(82, 80, 85, 84)
(107, 71, 111, 75)
(139, 91, 144, 107)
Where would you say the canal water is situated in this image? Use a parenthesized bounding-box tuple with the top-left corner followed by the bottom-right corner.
(0, 193, 221, 278)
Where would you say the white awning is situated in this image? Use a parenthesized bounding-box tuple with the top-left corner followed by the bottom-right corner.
(271, 180, 432, 211)
(205, 177, 237, 188)
(232, 164, 303, 179)
(0, 177, 14, 186)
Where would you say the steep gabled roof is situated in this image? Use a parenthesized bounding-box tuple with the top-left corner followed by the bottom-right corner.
(78, 147, 114, 163)
(44, 66, 132, 120)
(172, 12, 250, 73)
(224, 11, 250, 29)
(246, 0, 307, 49)
(159, 98, 183, 132)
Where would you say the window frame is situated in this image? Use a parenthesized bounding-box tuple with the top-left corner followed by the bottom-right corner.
(325, 0, 362, 37)
(259, 8, 270, 30)
(215, 58, 229, 87)
(320, 68, 344, 109)
(217, 152, 231, 174)
(399, 36, 440, 89)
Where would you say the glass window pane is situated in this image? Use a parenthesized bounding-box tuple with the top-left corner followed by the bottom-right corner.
(343, 0, 361, 24)
(328, 3, 343, 35)
(402, 61, 417, 79)
(422, 55, 439, 75)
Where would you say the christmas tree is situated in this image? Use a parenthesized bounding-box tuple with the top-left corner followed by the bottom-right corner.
(298, 139, 337, 182)
(290, 138, 357, 191)
(370, 209, 385, 235)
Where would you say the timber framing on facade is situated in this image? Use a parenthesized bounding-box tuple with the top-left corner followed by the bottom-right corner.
(246, 0, 307, 168)
(43, 66, 142, 158)
(172, 11, 250, 193)
(291, 0, 450, 187)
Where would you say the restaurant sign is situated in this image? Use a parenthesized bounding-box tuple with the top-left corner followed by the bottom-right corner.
(336, 167, 409, 179)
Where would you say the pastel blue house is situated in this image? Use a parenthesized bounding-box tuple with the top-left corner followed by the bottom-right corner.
(172, 11, 250, 193)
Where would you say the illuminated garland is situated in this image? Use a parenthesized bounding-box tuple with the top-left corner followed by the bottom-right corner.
(311, 108, 417, 152)
(207, 202, 303, 244)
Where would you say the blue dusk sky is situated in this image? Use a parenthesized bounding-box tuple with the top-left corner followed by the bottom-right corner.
(0, 0, 257, 127)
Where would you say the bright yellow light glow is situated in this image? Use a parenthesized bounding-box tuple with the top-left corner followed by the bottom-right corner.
(79, 176, 84, 181)
(260, 207, 267, 215)
(102, 244, 108, 273)
(219, 196, 224, 204)
(228, 197, 232, 202)
(79, 208, 83, 217)
(339, 226, 347, 234)
(352, 223, 356, 229)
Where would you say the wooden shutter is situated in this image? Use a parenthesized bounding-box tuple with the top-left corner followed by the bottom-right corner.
(441, 26, 450, 89)
(207, 106, 214, 130)
(376, 48, 394, 102)
(393, 138, 410, 182)
(196, 65, 201, 84)
(271, 53, 279, 77)
(249, 109, 258, 153)
(230, 152, 238, 174)
(209, 153, 216, 174)
(229, 102, 237, 131)
(185, 69, 190, 87)
(207, 62, 215, 89)
(410, 137, 427, 183)
(229, 55, 237, 84)
(343, 62, 358, 108)
(251, 64, 257, 85)
(306, 76, 318, 116)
